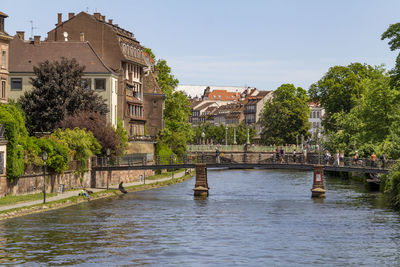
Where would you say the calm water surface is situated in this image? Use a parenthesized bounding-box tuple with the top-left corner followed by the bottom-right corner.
(0, 169, 400, 266)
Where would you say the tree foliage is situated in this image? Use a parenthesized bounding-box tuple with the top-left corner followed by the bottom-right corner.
(0, 103, 27, 179)
(59, 111, 126, 156)
(260, 84, 310, 145)
(52, 128, 101, 171)
(381, 23, 400, 87)
(145, 48, 192, 156)
(19, 58, 108, 134)
(309, 63, 385, 132)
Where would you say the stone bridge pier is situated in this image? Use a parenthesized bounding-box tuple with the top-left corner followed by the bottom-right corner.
(193, 163, 209, 196)
(311, 165, 326, 198)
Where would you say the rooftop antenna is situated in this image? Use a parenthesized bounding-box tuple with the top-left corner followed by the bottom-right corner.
(29, 20, 37, 39)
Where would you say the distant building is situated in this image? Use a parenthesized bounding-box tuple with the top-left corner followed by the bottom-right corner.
(308, 102, 325, 138)
(177, 84, 246, 98)
(0, 11, 12, 104)
(8, 34, 118, 127)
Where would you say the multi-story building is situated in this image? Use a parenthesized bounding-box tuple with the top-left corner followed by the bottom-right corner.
(8, 34, 118, 127)
(0, 12, 12, 104)
(46, 12, 153, 153)
(0, 11, 11, 179)
(142, 51, 165, 138)
(244, 91, 272, 127)
(191, 102, 219, 126)
(308, 102, 325, 138)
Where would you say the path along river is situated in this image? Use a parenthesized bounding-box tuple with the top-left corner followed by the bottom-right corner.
(0, 169, 400, 266)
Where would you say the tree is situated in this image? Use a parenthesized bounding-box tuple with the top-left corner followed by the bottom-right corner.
(52, 128, 101, 171)
(19, 58, 107, 134)
(144, 47, 192, 156)
(59, 111, 126, 156)
(309, 63, 385, 132)
(260, 84, 310, 145)
(381, 23, 400, 87)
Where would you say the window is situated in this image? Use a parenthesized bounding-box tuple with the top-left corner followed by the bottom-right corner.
(81, 78, 92, 90)
(1, 80, 5, 99)
(1, 51, 5, 68)
(94, 78, 106, 90)
(11, 78, 22, 90)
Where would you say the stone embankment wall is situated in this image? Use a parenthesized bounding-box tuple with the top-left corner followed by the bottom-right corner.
(0, 168, 154, 197)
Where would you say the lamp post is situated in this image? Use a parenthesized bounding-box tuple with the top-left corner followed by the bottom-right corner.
(106, 148, 111, 190)
(42, 151, 48, 204)
(246, 128, 250, 145)
(225, 126, 228, 146)
(233, 127, 237, 145)
(317, 132, 321, 165)
(201, 132, 205, 145)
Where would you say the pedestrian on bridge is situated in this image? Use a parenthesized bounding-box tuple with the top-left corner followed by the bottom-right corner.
(293, 149, 297, 163)
(334, 150, 340, 166)
(380, 153, 386, 168)
(371, 152, 377, 167)
(324, 150, 331, 165)
(216, 147, 221, 164)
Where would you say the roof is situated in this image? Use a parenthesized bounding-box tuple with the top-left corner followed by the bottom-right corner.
(0, 11, 8, 18)
(143, 51, 155, 64)
(194, 102, 216, 111)
(9, 36, 113, 74)
(208, 90, 241, 101)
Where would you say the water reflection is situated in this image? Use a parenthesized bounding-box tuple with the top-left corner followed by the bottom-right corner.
(0, 169, 399, 266)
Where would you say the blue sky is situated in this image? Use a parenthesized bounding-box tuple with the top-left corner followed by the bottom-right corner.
(2, 0, 400, 91)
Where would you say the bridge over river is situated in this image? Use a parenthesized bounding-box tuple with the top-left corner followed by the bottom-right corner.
(92, 151, 392, 197)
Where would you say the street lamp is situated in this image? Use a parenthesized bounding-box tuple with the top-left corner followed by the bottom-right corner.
(233, 127, 237, 145)
(225, 126, 228, 146)
(42, 151, 48, 204)
(246, 128, 250, 145)
(201, 132, 205, 145)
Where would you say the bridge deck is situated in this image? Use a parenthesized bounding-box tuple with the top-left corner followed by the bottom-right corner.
(93, 163, 389, 174)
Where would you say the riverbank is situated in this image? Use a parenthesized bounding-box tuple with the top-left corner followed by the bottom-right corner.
(0, 169, 194, 221)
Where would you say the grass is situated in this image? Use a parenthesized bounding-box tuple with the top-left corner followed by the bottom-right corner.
(0, 192, 57, 206)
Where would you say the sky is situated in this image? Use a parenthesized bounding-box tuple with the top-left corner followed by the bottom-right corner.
(2, 0, 400, 91)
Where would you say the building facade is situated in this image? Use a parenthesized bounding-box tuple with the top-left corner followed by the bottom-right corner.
(308, 102, 325, 138)
(46, 12, 149, 142)
(0, 12, 12, 104)
(8, 34, 118, 127)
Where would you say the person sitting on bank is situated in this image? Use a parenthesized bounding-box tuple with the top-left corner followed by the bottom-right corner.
(79, 188, 91, 200)
(119, 181, 128, 194)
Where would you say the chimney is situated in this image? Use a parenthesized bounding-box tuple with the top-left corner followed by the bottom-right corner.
(101, 15, 105, 21)
(16, 31, 25, 40)
(68, 12, 75, 20)
(34, 35, 41, 45)
(93, 12, 101, 20)
(108, 19, 113, 24)
(80, 32, 85, 42)
(57, 13, 62, 26)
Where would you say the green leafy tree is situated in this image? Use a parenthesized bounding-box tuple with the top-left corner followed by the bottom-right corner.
(381, 23, 400, 87)
(260, 84, 310, 145)
(0, 103, 27, 179)
(52, 128, 101, 171)
(59, 111, 127, 156)
(309, 63, 385, 132)
(19, 58, 108, 134)
(145, 47, 192, 156)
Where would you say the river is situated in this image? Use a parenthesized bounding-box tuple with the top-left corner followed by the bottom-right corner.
(0, 169, 399, 266)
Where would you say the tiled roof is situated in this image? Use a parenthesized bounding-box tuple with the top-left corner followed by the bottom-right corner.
(0, 11, 8, 17)
(9, 36, 113, 73)
(194, 102, 216, 111)
(208, 89, 240, 101)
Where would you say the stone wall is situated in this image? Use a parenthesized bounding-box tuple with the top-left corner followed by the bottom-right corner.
(0, 168, 154, 197)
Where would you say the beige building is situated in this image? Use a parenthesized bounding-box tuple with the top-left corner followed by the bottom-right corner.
(8, 34, 118, 127)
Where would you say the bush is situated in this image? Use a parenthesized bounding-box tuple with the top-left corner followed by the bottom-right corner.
(0, 103, 28, 180)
